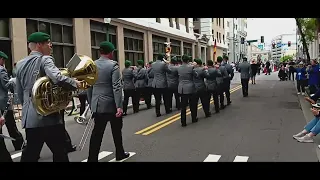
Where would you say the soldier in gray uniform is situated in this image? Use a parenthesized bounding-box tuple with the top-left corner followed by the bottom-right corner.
(16, 32, 82, 162)
(193, 58, 210, 117)
(151, 54, 171, 117)
(177, 55, 198, 127)
(0, 51, 24, 151)
(133, 59, 148, 112)
(205, 60, 222, 113)
(145, 61, 154, 109)
(222, 55, 234, 105)
(166, 57, 180, 111)
(238, 57, 251, 97)
(216, 56, 229, 109)
(87, 41, 129, 162)
(122, 60, 137, 116)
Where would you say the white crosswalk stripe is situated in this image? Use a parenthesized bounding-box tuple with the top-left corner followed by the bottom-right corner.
(203, 154, 249, 162)
(109, 152, 136, 162)
(81, 151, 113, 162)
(10, 151, 136, 162)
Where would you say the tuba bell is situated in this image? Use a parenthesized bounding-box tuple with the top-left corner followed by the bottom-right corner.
(31, 54, 98, 116)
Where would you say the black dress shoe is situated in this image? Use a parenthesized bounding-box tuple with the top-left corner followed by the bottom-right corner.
(181, 124, 187, 127)
(192, 118, 198, 123)
(227, 101, 232, 105)
(116, 152, 130, 161)
(220, 105, 225, 110)
(205, 112, 211, 118)
(67, 145, 77, 153)
(156, 114, 161, 117)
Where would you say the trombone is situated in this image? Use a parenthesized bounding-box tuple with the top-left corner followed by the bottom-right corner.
(77, 105, 95, 151)
(74, 104, 90, 124)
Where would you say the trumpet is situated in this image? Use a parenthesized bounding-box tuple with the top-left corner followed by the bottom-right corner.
(77, 105, 94, 151)
(74, 104, 90, 124)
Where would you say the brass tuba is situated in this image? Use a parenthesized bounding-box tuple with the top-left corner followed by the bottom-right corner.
(31, 54, 98, 116)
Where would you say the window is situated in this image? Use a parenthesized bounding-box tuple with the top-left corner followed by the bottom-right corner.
(212, 30, 214, 37)
(194, 29, 200, 34)
(169, 18, 173, 27)
(193, 18, 199, 21)
(183, 42, 192, 57)
(175, 18, 180, 30)
(222, 18, 224, 28)
(123, 28, 144, 66)
(90, 20, 118, 62)
(212, 18, 214, 23)
(223, 35, 225, 44)
(0, 18, 12, 75)
(236, 25, 238, 30)
(216, 18, 218, 25)
(156, 18, 161, 23)
(218, 18, 221, 27)
(152, 35, 166, 61)
(219, 33, 221, 43)
(227, 21, 229, 27)
(171, 39, 181, 59)
(185, 18, 189, 33)
(216, 32, 219, 41)
(26, 18, 74, 68)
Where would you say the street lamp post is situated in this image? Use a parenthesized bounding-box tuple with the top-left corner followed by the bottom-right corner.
(104, 18, 111, 42)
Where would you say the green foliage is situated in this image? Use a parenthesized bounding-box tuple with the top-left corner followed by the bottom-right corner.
(280, 55, 294, 62)
(297, 18, 318, 44)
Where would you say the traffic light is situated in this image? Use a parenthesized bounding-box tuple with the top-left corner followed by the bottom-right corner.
(241, 37, 245, 44)
(288, 41, 291, 47)
(261, 36, 264, 43)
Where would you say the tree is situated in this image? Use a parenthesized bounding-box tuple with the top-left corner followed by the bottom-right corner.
(280, 55, 294, 62)
(295, 18, 318, 63)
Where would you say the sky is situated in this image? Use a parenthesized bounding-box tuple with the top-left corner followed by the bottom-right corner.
(246, 18, 297, 47)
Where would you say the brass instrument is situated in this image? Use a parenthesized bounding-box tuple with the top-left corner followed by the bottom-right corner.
(74, 104, 90, 124)
(31, 54, 98, 116)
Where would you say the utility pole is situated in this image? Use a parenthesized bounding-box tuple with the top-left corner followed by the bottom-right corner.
(232, 18, 236, 63)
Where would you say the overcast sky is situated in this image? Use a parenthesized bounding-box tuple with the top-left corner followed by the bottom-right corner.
(246, 18, 297, 46)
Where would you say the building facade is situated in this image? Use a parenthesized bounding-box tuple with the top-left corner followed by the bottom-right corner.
(0, 18, 196, 75)
(247, 44, 270, 63)
(226, 18, 248, 63)
(193, 18, 228, 63)
(270, 34, 297, 62)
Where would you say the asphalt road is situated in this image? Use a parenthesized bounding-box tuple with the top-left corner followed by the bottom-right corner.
(3, 70, 317, 162)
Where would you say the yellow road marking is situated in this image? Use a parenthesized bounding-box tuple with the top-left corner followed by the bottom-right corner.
(135, 85, 243, 135)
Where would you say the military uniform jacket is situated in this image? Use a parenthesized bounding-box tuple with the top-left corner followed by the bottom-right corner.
(122, 67, 135, 90)
(205, 67, 222, 91)
(133, 67, 147, 88)
(151, 60, 170, 89)
(16, 51, 77, 129)
(222, 61, 234, 80)
(177, 63, 197, 95)
(167, 64, 179, 89)
(193, 66, 207, 92)
(87, 56, 123, 114)
(238, 61, 251, 79)
(0, 66, 12, 110)
(146, 68, 154, 88)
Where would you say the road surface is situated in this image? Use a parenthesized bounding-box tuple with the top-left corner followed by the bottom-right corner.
(3, 71, 317, 162)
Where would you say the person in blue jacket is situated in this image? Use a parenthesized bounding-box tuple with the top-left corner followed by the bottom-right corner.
(307, 59, 320, 94)
(296, 62, 307, 95)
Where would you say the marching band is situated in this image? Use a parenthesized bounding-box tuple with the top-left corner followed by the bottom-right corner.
(0, 31, 234, 162)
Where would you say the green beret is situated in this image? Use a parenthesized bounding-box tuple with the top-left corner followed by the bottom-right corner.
(28, 32, 50, 43)
(182, 55, 189, 61)
(194, 58, 202, 65)
(157, 54, 165, 60)
(137, 60, 144, 66)
(125, 60, 131, 67)
(223, 55, 228, 60)
(100, 41, 115, 54)
(217, 56, 223, 62)
(0, 51, 8, 60)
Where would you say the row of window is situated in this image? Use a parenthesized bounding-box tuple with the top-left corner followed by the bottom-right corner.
(156, 18, 190, 33)
(0, 18, 195, 72)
